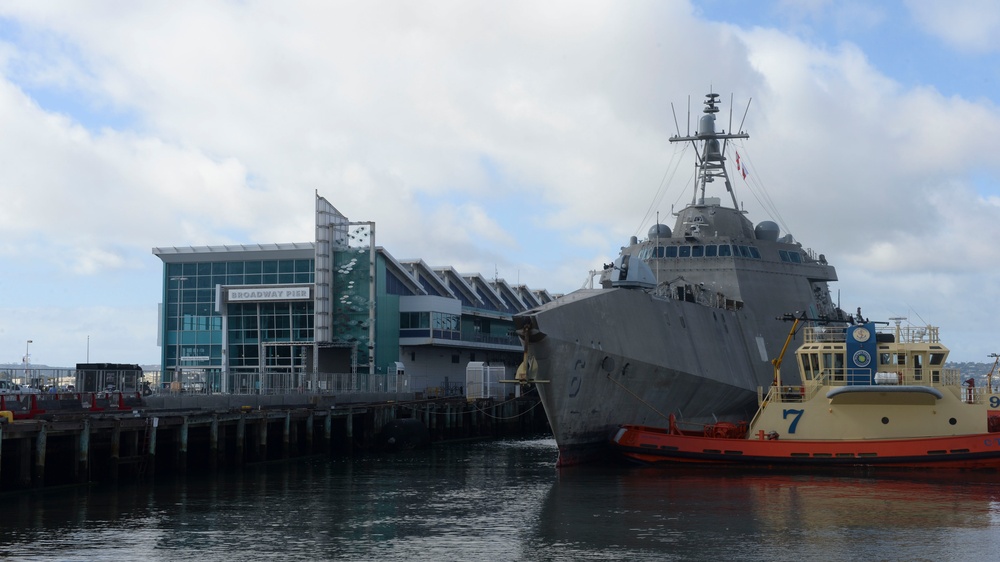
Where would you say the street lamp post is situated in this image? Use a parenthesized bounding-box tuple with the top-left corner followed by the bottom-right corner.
(24, 339, 32, 387)
(171, 276, 188, 388)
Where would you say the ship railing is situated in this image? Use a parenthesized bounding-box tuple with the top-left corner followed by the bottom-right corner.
(802, 326, 847, 343)
(801, 325, 941, 344)
(814, 368, 878, 386)
(941, 369, 964, 386)
(761, 384, 815, 404)
(866, 367, 960, 387)
(894, 325, 940, 344)
(808, 367, 966, 391)
(961, 386, 988, 405)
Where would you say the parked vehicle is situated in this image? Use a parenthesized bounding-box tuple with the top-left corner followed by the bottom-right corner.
(0, 380, 41, 394)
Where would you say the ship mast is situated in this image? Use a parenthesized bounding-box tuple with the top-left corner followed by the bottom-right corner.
(669, 93, 749, 209)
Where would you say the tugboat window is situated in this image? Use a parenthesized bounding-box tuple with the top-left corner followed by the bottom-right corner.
(822, 353, 834, 380)
(801, 354, 813, 379)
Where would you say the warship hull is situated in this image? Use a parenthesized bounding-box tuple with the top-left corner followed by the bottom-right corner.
(518, 287, 789, 466)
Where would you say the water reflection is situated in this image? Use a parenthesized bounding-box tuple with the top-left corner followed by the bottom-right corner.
(2, 439, 1000, 561)
(537, 466, 1000, 561)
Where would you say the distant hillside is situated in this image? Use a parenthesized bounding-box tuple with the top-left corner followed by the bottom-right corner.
(948, 362, 998, 383)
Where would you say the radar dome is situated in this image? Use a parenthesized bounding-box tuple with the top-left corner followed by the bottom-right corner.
(754, 221, 780, 242)
(648, 224, 672, 239)
(698, 114, 716, 136)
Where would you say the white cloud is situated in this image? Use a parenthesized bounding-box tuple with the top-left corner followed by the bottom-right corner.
(906, 0, 1000, 53)
(1, 1, 1000, 365)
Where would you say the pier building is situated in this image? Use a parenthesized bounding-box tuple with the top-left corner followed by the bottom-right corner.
(153, 193, 555, 397)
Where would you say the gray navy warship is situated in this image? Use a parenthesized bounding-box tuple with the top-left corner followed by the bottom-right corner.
(514, 93, 847, 465)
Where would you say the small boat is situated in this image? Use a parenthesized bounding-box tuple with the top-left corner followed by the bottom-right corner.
(611, 313, 1000, 469)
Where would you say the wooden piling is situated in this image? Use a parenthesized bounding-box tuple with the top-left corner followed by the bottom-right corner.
(0, 394, 549, 493)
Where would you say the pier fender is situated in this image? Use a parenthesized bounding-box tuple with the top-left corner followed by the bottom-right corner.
(378, 418, 431, 451)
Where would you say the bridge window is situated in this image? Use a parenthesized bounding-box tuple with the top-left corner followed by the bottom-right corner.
(679, 246, 691, 258)
(692, 245, 705, 257)
(705, 245, 718, 257)
(718, 245, 732, 257)
(665, 246, 678, 258)
(801, 352, 820, 380)
(823, 352, 844, 381)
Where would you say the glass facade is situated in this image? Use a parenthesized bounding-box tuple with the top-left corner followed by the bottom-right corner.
(330, 227, 374, 369)
(163, 258, 315, 388)
(226, 301, 315, 367)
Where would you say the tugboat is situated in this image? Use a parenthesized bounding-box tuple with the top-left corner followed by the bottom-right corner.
(514, 93, 847, 465)
(611, 313, 1000, 469)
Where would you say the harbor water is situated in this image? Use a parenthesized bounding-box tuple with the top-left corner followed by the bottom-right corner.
(3, 437, 1000, 561)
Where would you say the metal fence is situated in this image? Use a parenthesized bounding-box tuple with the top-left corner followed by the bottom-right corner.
(1, 367, 408, 397)
(0, 368, 98, 393)
(165, 370, 409, 396)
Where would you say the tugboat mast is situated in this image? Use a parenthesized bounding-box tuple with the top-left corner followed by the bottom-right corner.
(669, 93, 750, 209)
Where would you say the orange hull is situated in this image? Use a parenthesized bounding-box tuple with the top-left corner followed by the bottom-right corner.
(612, 424, 1000, 469)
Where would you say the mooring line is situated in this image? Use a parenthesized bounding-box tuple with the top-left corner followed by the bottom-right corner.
(606, 373, 670, 421)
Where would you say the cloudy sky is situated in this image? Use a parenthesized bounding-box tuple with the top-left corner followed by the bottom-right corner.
(2, 0, 1000, 368)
